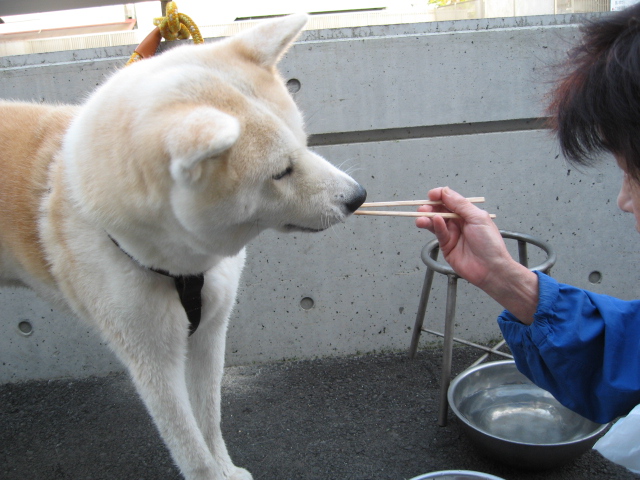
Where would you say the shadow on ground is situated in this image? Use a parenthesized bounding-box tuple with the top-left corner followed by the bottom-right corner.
(1, 346, 638, 480)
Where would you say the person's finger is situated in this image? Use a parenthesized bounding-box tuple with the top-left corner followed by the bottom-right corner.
(415, 216, 433, 230)
(417, 204, 435, 213)
(416, 189, 438, 230)
(428, 187, 444, 202)
(440, 186, 489, 224)
(433, 213, 463, 252)
(431, 214, 449, 243)
(416, 187, 453, 230)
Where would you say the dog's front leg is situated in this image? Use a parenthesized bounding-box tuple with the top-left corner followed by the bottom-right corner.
(100, 296, 232, 480)
(59, 260, 234, 480)
(185, 252, 252, 480)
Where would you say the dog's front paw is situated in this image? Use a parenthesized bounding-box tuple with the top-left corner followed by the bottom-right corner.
(229, 467, 253, 480)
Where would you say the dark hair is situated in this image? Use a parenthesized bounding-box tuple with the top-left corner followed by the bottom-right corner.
(547, 4, 640, 181)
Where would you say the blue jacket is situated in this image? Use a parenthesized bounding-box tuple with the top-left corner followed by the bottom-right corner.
(498, 271, 640, 424)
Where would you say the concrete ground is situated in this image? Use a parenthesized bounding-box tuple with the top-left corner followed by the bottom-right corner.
(1, 346, 638, 480)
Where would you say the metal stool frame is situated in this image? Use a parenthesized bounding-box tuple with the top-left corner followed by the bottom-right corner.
(408, 230, 556, 426)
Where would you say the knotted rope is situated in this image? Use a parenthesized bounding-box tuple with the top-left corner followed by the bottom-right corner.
(125, 1, 203, 66)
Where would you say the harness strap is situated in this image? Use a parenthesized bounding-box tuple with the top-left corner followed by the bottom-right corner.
(109, 236, 204, 336)
(174, 274, 205, 336)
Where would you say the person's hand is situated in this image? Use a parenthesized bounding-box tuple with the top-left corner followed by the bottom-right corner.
(415, 187, 511, 288)
(415, 187, 538, 324)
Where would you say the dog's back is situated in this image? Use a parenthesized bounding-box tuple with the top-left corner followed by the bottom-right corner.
(0, 102, 77, 287)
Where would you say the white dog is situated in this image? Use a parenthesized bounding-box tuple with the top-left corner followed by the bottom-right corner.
(0, 14, 366, 480)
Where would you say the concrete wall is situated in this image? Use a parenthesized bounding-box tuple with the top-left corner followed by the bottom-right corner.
(2, 14, 639, 382)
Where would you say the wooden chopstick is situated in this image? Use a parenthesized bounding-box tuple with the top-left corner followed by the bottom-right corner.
(360, 197, 485, 208)
(354, 196, 496, 219)
(354, 211, 496, 219)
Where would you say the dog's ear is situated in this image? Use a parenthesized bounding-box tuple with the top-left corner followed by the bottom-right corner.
(166, 107, 240, 183)
(230, 13, 308, 68)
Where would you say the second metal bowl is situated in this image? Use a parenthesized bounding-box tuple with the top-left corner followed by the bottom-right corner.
(410, 471, 505, 480)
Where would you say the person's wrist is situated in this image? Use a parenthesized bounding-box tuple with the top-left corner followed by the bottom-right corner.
(476, 255, 520, 293)
(479, 259, 538, 324)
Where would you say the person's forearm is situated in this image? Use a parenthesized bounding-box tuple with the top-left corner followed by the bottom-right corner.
(479, 261, 539, 325)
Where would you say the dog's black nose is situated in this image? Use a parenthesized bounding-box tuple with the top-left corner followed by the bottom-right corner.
(345, 184, 367, 213)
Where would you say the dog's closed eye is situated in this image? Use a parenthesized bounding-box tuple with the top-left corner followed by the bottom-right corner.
(272, 165, 293, 180)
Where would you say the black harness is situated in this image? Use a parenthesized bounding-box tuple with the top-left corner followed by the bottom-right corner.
(109, 236, 205, 335)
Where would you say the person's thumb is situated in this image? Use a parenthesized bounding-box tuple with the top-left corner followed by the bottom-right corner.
(442, 187, 486, 223)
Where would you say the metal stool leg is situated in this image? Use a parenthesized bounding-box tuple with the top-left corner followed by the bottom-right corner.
(517, 239, 528, 268)
(438, 274, 458, 427)
(410, 231, 556, 426)
(408, 246, 439, 359)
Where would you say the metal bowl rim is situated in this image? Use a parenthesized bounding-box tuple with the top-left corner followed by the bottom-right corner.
(447, 360, 609, 447)
(409, 471, 505, 480)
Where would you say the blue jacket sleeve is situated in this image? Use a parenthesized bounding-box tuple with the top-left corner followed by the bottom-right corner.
(498, 271, 640, 424)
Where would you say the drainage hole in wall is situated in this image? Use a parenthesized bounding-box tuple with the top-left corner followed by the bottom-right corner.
(300, 297, 315, 310)
(588, 271, 602, 284)
(286, 78, 301, 94)
(18, 320, 33, 336)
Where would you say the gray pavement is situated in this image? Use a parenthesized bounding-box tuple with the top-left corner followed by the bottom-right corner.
(1, 346, 638, 480)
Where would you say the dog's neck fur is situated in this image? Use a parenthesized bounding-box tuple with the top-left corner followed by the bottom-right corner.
(108, 234, 205, 335)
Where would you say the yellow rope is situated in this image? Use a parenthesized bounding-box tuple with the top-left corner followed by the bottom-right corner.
(125, 1, 203, 66)
(126, 52, 143, 65)
(153, 1, 203, 43)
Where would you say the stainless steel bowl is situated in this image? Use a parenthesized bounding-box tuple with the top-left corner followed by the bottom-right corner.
(410, 471, 505, 479)
(448, 360, 608, 470)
